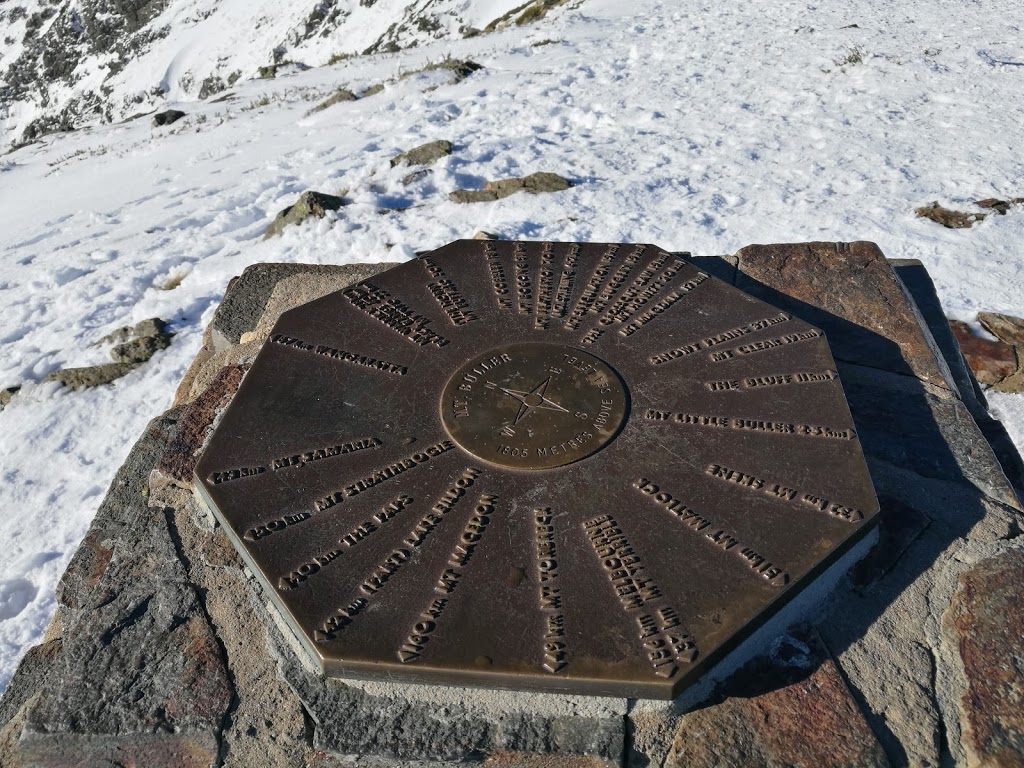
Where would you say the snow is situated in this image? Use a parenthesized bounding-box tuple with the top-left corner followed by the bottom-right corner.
(1, 0, 1023, 693)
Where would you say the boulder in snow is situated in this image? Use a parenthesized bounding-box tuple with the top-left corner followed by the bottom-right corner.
(390, 139, 453, 168)
(264, 191, 347, 239)
(152, 110, 186, 128)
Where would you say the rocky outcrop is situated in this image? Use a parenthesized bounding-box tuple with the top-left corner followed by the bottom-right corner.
(390, 138, 453, 167)
(450, 172, 572, 203)
(264, 191, 347, 239)
(950, 317, 1024, 393)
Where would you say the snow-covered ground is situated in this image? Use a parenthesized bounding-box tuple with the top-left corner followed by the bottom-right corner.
(1, 0, 1023, 692)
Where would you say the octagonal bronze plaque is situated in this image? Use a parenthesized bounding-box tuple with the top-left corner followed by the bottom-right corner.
(195, 240, 879, 699)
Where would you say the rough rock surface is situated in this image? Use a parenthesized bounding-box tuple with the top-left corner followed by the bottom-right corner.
(949, 320, 1022, 390)
(3, 243, 1023, 767)
(152, 109, 186, 126)
(735, 241, 955, 390)
(450, 172, 571, 202)
(915, 202, 988, 229)
(390, 139, 453, 167)
(979, 311, 1024, 346)
(663, 629, 890, 768)
(943, 549, 1024, 768)
(264, 191, 347, 239)
(306, 88, 357, 115)
(41, 361, 140, 389)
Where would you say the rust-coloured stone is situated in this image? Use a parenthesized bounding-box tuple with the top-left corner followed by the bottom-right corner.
(195, 240, 878, 699)
(945, 549, 1024, 768)
(665, 630, 890, 768)
(949, 321, 1019, 387)
(154, 364, 250, 488)
(735, 241, 950, 388)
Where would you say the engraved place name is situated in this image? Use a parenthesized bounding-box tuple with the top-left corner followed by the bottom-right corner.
(598, 254, 688, 328)
(620, 272, 709, 337)
(343, 282, 450, 347)
(344, 440, 455, 497)
(565, 245, 619, 330)
(709, 328, 823, 361)
(584, 515, 698, 678)
(642, 410, 856, 440)
(277, 494, 416, 590)
(269, 334, 408, 375)
(243, 510, 312, 541)
(513, 242, 534, 315)
(314, 469, 482, 643)
(706, 464, 865, 522)
(534, 242, 557, 329)
(550, 243, 579, 322)
(483, 241, 513, 310)
(272, 438, 382, 470)
(649, 313, 790, 365)
(210, 438, 383, 485)
(422, 256, 479, 326)
(455, 353, 512, 394)
(705, 370, 838, 391)
(589, 245, 647, 318)
(397, 494, 496, 662)
(535, 508, 567, 673)
(633, 479, 790, 585)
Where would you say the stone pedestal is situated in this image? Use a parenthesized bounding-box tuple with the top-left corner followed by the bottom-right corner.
(2, 243, 1021, 768)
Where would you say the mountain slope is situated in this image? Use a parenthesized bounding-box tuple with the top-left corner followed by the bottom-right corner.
(0, 0, 537, 144)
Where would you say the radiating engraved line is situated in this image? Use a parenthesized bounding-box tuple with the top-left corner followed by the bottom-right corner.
(534, 508, 568, 673)
(271, 438, 382, 470)
(632, 479, 790, 586)
(311, 439, 455, 512)
(709, 328, 822, 362)
(512, 242, 534, 315)
(314, 468, 483, 643)
(342, 282, 450, 347)
(598, 253, 688, 328)
(649, 313, 790, 365)
(269, 334, 408, 374)
(534, 242, 557, 329)
(396, 493, 497, 662)
(482, 241, 514, 311)
(642, 410, 856, 440)
(550, 243, 580, 321)
(619, 272, 710, 337)
(422, 255, 479, 326)
(276, 494, 415, 591)
(583, 514, 698, 678)
(589, 244, 647, 318)
(705, 463, 865, 522)
(565, 244, 620, 330)
(705, 370, 838, 392)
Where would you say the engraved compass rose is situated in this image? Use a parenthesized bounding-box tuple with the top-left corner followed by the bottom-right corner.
(441, 343, 629, 469)
(499, 377, 570, 424)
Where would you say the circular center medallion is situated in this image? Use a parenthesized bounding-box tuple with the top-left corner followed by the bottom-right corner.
(441, 343, 629, 469)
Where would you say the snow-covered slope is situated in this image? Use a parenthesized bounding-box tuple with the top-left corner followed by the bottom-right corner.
(0, 0, 538, 145)
(1, 0, 1023, 693)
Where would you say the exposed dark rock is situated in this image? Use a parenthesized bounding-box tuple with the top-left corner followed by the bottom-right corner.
(450, 172, 572, 203)
(390, 139, 453, 168)
(42, 362, 139, 389)
(978, 311, 1024, 346)
(264, 191, 347, 239)
(401, 168, 431, 185)
(0, 385, 19, 410)
(152, 108, 186, 126)
(944, 549, 1024, 768)
(306, 88, 357, 115)
(975, 197, 1024, 215)
(664, 629, 890, 767)
(950, 320, 1020, 389)
(915, 202, 987, 229)
(112, 333, 172, 364)
(361, 82, 386, 97)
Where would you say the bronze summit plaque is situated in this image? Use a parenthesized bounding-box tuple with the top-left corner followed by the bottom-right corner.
(195, 240, 879, 699)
